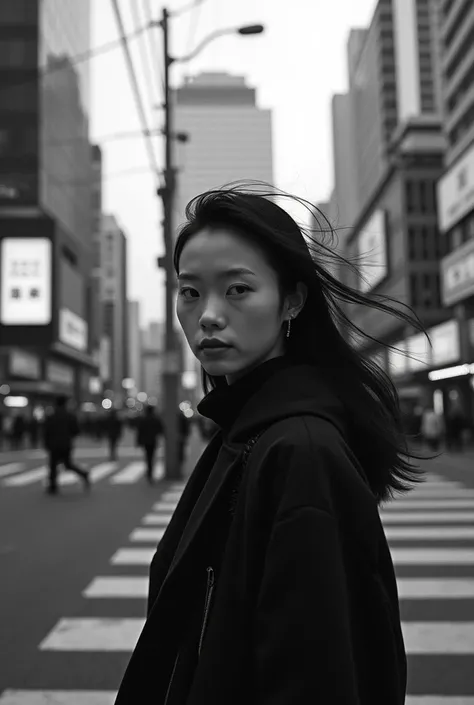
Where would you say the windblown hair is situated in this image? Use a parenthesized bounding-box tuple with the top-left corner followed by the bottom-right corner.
(174, 181, 427, 502)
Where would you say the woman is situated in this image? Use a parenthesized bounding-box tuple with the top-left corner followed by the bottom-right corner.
(115, 183, 425, 704)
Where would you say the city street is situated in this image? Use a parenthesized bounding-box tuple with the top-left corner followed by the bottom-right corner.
(0, 444, 474, 703)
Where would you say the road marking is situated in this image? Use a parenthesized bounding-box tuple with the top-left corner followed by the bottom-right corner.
(0, 462, 23, 478)
(142, 513, 172, 526)
(110, 548, 155, 565)
(383, 511, 474, 523)
(387, 526, 474, 540)
(110, 462, 144, 484)
(406, 699, 474, 704)
(382, 499, 474, 510)
(152, 502, 176, 513)
(161, 491, 182, 502)
(417, 480, 463, 488)
(403, 489, 474, 498)
(130, 528, 165, 542)
(2, 466, 47, 486)
(83, 576, 148, 599)
(397, 578, 474, 599)
(0, 692, 117, 704)
(391, 548, 474, 565)
(90, 462, 118, 482)
(39, 618, 144, 651)
(403, 622, 474, 654)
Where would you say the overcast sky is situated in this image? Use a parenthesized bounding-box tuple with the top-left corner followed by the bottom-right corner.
(90, 0, 378, 325)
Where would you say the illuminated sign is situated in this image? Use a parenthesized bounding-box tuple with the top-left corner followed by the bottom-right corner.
(0, 238, 52, 325)
(441, 238, 474, 306)
(438, 141, 474, 233)
(46, 360, 74, 388)
(358, 210, 388, 293)
(59, 308, 88, 351)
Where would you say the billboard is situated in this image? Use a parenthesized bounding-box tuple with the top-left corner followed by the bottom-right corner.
(357, 210, 388, 293)
(0, 238, 52, 325)
(437, 141, 474, 233)
(59, 308, 88, 351)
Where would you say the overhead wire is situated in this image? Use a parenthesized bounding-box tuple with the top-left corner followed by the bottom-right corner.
(141, 0, 165, 96)
(110, 0, 161, 189)
(130, 0, 161, 110)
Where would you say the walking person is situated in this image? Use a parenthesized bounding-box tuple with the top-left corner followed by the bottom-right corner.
(115, 183, 424, 704)
(421, 406, 444, 452)
(43, 396, 90, 495)
(104, 408, 123, 460)
(136, 405, 164, 483)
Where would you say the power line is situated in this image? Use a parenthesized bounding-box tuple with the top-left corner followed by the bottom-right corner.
(0, 22, 151, 96)
(185, 0, 205, 58)
(130, 0, 160, 110)
(110, 0, 161, 188)
(141, 0, 165, 95)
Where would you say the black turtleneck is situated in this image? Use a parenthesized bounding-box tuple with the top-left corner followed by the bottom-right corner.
(197, 355, 293, 435)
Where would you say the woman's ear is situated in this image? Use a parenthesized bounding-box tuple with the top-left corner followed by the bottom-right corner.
(286, 282, 308, 319)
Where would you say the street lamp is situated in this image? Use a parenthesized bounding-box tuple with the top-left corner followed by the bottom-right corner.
(158, 10, 265, 481)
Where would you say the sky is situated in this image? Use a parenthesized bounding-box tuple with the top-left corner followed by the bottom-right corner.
(90, 0, 378, 325)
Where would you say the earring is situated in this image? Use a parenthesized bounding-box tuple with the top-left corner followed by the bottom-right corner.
(286, 317, 292, 339)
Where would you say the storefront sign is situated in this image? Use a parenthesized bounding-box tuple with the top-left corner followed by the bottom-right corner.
(441, 238, 474, 306)
(357, 210, 388, 293)
(430, 319, 460, 366)
(0, 238, 52, 325)
(46, 360, 75, 389)
(9, 349, 41, 380)
(438, 142, 474, 233)
(59, 308, 88, 351)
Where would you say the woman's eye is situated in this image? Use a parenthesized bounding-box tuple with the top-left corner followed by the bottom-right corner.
(228, 285, 250, 296)
(179, 287, 198, 300)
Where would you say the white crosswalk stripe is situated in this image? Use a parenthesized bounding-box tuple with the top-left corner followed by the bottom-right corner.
(129, 528, 165, 542)
(397, 578, 474, 599)
(0, 462, 23, 479)
(3, 466, 47, 486)
(110, 547, 155, 565)
(0, 692, 117, 704)
(110, 461, 146, 484)
(83, 577, 148, 599)
(39, 618, 144, 651)
(386, 526, 474, 540)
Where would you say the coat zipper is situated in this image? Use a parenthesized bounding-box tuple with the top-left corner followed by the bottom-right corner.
(198, 566, 215, 657)
(164, 651, 180, 705)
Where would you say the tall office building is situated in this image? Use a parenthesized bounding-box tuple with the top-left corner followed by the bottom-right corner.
(0, 1, 96, 410)
(127, 301, 142, 393)
(435, 1, 474, 422)
(100, 214, 129, 401)
(173, 71, 274, 403)
(327, 0, 449, 415)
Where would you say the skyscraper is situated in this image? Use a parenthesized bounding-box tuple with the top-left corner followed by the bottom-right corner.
(0, 1, 96, 409)
(435, 1, 474, 422)
(173, 71, 274, 403)
(100, 214, 129, 401)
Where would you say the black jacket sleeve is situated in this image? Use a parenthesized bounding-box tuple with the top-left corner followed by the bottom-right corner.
(254, 505, 360, 704)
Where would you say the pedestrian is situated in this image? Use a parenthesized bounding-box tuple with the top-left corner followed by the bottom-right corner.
(115, 183, 424, 705)
(177, 409, 191, 470)
(11, 413, 26, 450)
(421, 406, 444, 452)
(104, 408, 122, 460)
(445, 403, 465, 453)
(43, 395, 90, 495)
(136, 405, 164, 483)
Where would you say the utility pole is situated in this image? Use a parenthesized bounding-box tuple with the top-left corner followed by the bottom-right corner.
(158, 7, 180, 481)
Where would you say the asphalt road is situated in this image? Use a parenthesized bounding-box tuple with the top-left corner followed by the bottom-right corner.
(0, 440, 474, 703)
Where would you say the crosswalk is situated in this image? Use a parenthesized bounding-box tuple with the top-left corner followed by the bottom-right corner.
(0, 458, 164, 488)
(2, 472, 474, 702)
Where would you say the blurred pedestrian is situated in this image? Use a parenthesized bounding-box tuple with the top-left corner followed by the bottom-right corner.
(421, 406, 444, 452)
(27, 414, 40, 448)
(136, 405, 164, 483)
(104, 409, 123, 460)
(43, 396, 90, 495)
(445, 403, 466, 453)
(11, 413, 26, 450)
(177, 410, 191, 470)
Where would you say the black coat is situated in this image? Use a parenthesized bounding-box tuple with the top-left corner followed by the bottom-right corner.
(115, 361, 407, 704)
(43, 409, 79, 451)
(136, 414, 164, 447)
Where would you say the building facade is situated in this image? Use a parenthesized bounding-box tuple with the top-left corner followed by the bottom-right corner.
(0, 0, 96, 415)
(173, 71, 274, 404)
(100, 214, 129, 403)
(435, 0, 474, 422)
(328, 0, 450, 413)
(127, 300, 142, 394)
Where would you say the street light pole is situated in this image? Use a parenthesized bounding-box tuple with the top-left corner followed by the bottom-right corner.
(159, 6, 180, 481)
(157, 9, 263, 482)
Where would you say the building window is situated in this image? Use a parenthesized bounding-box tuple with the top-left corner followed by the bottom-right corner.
(0, 39, 37, 68)
(0, 1, 37, 23)
(405, 181, 415, 213)
(410, 274, 418, 307)
(408, 227, 416, 260)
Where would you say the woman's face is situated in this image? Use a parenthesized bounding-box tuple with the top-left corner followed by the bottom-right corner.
(176, 227, 300, 384)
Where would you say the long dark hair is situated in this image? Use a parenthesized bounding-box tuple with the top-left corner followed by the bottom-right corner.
(174, 181, 427, 502)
